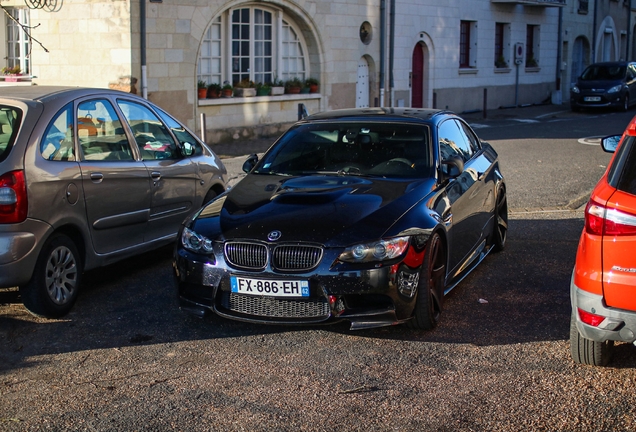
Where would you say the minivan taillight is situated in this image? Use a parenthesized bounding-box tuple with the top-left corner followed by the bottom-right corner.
(0, 170, 27, 223)
(585, 198, 636, 236)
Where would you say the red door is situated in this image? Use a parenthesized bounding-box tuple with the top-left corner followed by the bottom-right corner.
(412, 44, 423, 108)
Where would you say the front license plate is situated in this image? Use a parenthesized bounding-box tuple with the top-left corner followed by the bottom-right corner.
(584, 96, 601, 102)
(230, 276, 310, 297)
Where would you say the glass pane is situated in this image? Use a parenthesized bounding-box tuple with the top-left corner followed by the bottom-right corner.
(40, 104, 74, 161)
(232, 24, 240, 40)
(211, 58, 221, 74)
(211, 40, 221, 57)
(241, 41, 249, 56)
(232, 41, 239, 56)
(255, 57, 263, 72)
(78, 99, 133, 162)
(117, 99, 178, 161)
(255, 8, 262, 24)
(241, 24, 249, 40)
(241, 8, 249, 22)
(265, 26, 272, 40)
(255, 41, 263, 57)
(264, 11, 271, 24)
(265, 41, 272, 56)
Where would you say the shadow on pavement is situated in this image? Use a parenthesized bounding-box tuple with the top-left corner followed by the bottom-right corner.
(2, 215, 635, 372)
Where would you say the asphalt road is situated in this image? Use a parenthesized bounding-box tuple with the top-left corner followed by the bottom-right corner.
(1, 108, 635, 431)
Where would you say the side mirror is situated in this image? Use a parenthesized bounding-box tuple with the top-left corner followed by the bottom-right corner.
(601, 135, 621, 153)
(242, 153, 259, 173)
(440, 155, 464, 181)
(181, 142, 194, 157)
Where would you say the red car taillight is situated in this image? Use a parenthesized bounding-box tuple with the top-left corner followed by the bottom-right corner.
(578, 308, 605, 327)
(585, 198, 636, 236)
(0, 170, 27, 224)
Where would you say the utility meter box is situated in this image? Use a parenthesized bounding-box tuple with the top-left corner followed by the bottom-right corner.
(514, 43, 524, 65)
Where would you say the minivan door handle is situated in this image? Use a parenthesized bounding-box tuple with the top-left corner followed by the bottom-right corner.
(151, 171, 161, 181)
(90, 172, 104, 183)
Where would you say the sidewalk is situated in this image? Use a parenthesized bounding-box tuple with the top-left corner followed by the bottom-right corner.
(211, 103, 570, 160)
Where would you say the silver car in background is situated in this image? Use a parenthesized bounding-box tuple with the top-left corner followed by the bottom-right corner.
(0, 87, 227, 318)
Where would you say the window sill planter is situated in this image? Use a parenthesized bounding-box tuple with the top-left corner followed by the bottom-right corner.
(309, 84, 319, 93)
(4, 75, 20, 82)
(222, 89, 234, 98)
(234, 88, 256, 97)
(198, 88, 208, 99)
(300, 87, 310, 94)
(271, 86, 284, 96)
(286, 87, 301, 94)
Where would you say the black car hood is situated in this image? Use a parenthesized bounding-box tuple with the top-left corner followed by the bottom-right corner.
(194, 174, 436, 246)
(576, 78, 623, 90)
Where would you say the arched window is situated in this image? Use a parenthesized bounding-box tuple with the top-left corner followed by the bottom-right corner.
(197, 6, 308, 87)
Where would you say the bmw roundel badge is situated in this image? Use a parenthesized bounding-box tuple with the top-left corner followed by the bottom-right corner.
(268, 230, 282, 241)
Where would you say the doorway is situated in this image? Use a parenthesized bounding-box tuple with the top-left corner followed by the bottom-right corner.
(411, 42, 429, 108)
(356, 57, 369, 108)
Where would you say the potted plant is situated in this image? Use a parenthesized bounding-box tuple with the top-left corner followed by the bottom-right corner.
(285, 77, 302, 94)
(306, 77, 319, 93)
(207, 83, 222, 98)
(222, 83, 233, 98)
(526, 57, 538, 68)
(256, 82, 271, 96)
(197, 80, 208, 99)
(495, 56, 508, 69)
(270, 76, 285, 96)
(234, 79, 256, 97)
(2, 65, 22, 82)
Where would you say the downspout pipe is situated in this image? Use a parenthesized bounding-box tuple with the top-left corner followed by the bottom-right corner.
(626, 0, 632, 61)
(388, 0, 395, 107)
(592, 0, 598, 63)
(380, 0, 385, 106)
(556, 5, 563, 91)
(140, 0, 148, 99)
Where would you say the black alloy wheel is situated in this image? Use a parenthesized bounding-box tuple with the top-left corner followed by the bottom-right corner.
(493, 187, 508, 252)
(20, 233, 82, 318)
(409, 232, 445, 330)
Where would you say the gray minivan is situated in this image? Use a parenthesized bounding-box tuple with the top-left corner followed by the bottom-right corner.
(0, 86, 227, 318)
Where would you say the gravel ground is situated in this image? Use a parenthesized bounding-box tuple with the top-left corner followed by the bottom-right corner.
(2, 210, 636, 431)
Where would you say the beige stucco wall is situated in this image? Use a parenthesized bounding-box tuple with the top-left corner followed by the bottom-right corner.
(30, 0, 134, 88)
(18, 0, 569, 144)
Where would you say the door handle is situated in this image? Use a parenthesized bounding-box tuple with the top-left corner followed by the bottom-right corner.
(90, 172, 103, 183)
(151, 171, 161, 181)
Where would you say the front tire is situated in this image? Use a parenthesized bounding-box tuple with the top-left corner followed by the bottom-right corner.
(569, 314, 613, 366)
(621, 95, 629, 112)
(20, 233, 82, 318)
(409, 232, 445, 330)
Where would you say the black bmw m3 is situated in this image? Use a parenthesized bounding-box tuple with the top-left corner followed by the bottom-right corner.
(173, 108, 507, 330)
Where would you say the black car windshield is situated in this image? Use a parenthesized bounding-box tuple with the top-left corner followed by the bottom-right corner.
(0, 106, 22, 162)
(581, 64, 626, 81)
(254, 122, 431, 178)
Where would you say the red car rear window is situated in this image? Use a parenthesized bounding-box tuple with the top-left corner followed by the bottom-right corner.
(608, 136, 636, 196)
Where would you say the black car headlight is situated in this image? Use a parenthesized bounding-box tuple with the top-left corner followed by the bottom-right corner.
(571, 86, 580, 94)
(181, 227, 214, 254)
(607, 85, 621, 94)
(339, 236, 409, 263)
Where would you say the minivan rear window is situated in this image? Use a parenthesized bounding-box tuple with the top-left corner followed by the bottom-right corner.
(0, 106, 22, 162)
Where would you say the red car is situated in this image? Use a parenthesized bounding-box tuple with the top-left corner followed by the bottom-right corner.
(570, 115, 636, 366)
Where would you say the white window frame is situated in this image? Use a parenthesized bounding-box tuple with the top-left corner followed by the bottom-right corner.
(5, 8, 30, 75)
(197, 5, 309, 87)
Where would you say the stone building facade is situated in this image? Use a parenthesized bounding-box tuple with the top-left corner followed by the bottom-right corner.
(0, 0, 588, 146)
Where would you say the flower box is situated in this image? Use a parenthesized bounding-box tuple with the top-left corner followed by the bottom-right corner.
(234, 88, 256, 98)
(270, 86, 285, 96)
